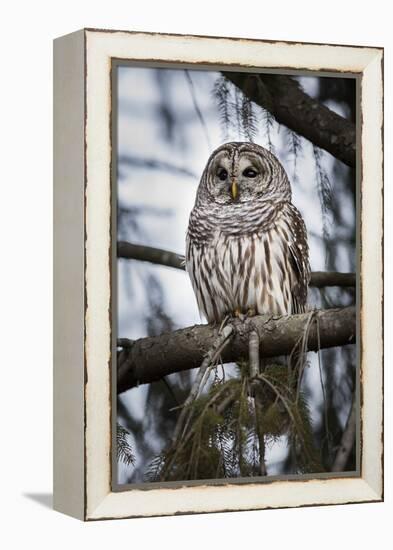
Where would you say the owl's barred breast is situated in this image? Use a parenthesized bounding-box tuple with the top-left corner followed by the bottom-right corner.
(186, 203, 309, 323)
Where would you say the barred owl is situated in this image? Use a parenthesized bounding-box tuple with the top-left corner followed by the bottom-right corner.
(186, 142, 310, 323)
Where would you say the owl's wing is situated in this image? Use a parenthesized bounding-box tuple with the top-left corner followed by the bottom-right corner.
(286, 205, 310, 314)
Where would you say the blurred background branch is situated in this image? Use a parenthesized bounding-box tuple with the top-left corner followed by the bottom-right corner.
(331, 396, 357, 472)
(118, 154, 198, 179)
(118, 241, 184, 270)
(117, 240, 355, 288)
(223, 73, 356, 167)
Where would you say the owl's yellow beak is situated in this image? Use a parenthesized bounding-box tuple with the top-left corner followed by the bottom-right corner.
(231, 180, 238, 200)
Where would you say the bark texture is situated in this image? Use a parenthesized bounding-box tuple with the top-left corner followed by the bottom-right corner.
(117, 306, 356, 393)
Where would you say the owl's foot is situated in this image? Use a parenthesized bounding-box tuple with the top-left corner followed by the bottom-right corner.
(233, 308, 256, 322)
(233, 308, 247, 322)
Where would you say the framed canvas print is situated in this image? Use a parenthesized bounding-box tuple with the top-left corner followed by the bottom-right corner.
(53, 29, 383, 520)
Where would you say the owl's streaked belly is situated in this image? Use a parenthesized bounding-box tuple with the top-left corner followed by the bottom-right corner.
(186, 228, 294, 323)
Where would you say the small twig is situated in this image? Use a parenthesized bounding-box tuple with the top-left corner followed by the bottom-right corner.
(172, 324, 233, 443)
(162, 377, 181, 408)
(248, 328, 266, 475)
(236, 377, 248, 477)
(331, 397, 356, 472)
(254, 399, 267, 476)
(196, 331, 233, 398)
(316, 314, 332, 458)
(215, 387, 237, 415)
(254, 375, 297, 442)
(179, 326, 234, 439)
(119, 154, 197, 178)
(296, 310, 317, 401)
(161, 382, 233, 479)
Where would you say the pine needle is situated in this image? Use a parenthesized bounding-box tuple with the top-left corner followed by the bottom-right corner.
(116, 423, 135, 467)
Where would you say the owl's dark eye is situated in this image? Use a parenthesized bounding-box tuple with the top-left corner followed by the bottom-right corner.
(243, 167, 258, 178)
(217, 168, 228, 181)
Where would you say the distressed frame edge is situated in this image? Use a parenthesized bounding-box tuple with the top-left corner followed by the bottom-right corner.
(87, 479, 382, 521)
(79, 29, 383, 520)
(358, 48, 384, 500)
(53, 29, 86, 520)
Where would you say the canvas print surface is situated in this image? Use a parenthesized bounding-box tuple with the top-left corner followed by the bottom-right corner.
(114, 66, 357, 486)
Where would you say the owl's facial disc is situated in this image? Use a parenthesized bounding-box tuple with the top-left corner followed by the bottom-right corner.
(208, 150, 267, 204)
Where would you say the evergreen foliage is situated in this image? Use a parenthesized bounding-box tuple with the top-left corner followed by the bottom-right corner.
(145, 357, 323, 482)
(116, 423, 135, 467)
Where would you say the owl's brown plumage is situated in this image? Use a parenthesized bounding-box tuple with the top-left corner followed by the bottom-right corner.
(186, 142, 310, 323)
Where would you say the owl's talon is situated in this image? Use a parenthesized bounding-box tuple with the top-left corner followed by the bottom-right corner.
(232, 310, 246, 322)
(232, 308, 256, 322)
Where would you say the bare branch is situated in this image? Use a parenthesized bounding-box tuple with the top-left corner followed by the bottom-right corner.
(310, 271, 355, 288)
(172, 324, 233, 442)
(118, 241, 184, 270)
(119, 154, 197, 179)
(117, 241, 355, 288)
(117, 306, 356, 393)
(331, 397, 357, 472)
(223, 73, 356, 168)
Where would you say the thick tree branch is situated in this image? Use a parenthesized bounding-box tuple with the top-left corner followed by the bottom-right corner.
(117, 241, 355, 288)
(223, 73, 356, 168)
(117, 306, 355, 394)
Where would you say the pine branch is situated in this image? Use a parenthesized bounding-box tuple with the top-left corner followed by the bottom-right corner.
(213, 74, 231, 140)
(117, 306, 356, 394)
(223, 73, 356, 167)
(117, 241, 355, 287)
(116, 423, 135, 466)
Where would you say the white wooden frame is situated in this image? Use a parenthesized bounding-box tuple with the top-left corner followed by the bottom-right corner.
(53, 28, 383, 521)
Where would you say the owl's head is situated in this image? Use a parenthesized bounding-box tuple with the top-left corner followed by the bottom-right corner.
(196, 142, 292, 205)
